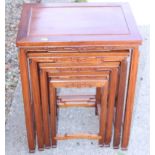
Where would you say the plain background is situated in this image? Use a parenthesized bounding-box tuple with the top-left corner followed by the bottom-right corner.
(0, 0, 154, 154)
(88, 0, 150, 25)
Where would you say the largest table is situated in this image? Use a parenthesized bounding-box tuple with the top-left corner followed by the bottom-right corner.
(16, 2, 142, 152)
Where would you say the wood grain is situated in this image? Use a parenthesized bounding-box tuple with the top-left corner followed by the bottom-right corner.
(16, 3, 142, 47)
(113, 60, 128, 148)
(17, 3, 142, 151)
(18, 49, 36, 152)
(49, 86, 57, 147)
(29, 60, 44, 150)
(104, 68, 118, 145)
(40, 70, 51, 148)
(99, 82, 108, 145)
(57, 103, 96, 108)
(121, 47, 139, 149)
(55, 134, 101, 140)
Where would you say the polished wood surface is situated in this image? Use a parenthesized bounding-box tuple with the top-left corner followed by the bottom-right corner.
(99, 83, 108, 145)
(29, 60, 44, 150)
(58, 103, 96, 108)
(40, 70, 51, 148)
(113, 60, 128, 148)
(39, 64, 111, 147)
(38, 62, 119, 145)
(17, 2, 142, 151)
(49, 86, 57, 147)
(55, 134, 101, 140)
(104, 68, 118, 145)
(121, 48, 139, 149)
(16, 3, 142, 47)
(49, 79, 108, 146)
(18, 49, 36, 152)
(29, 52, 127, 149)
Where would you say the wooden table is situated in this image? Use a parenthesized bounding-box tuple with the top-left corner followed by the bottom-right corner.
(16, 3, 142, 152)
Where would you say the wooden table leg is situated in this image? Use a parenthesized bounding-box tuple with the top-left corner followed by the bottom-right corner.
(18, 49, 36, 152)
(99, 82, 108, 146)
(49, 85, 57, 147)
(40, 70, 51, 148)
(96, 87, 101, 115)
(121, 48, 139, 149)
(29, 60, 44, 150)
(113, 60, 128, 148)
(105, 68, 118, 145)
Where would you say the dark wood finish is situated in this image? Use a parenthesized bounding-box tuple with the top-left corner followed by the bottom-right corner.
(121, 47, 139, 149)
(18, 49, 36, 152)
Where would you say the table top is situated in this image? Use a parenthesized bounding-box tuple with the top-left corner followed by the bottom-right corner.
(16, 3, 142, 47)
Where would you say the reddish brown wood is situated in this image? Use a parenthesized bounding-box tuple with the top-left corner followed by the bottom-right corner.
(57, 95, 95, 102)
(96, 68, 119, 143)
(99, 82, 108, 145)
(58, 95, 95, 98)
(51, 80, 106, 88)
(58, 103, 96, 108)
(37, 61, 116, 148)
(49, 86, 57, 147)
(37, 60, 120, 145)
(39, 61, 120, 68)
(49, 76, 107, 146)
(28, 52, 129, 66)
(16, 3, 142, 151)
(49, 79, 108, 145)
(96, 87, 101, 115)
(22, 46, 135, 52)
(48, 71, 109, 76)
(29, 60, 44, 150)
(27, 53, 126, 149)
(27, 51, 129, 57)
(121, 47, 139, 149)
(16, 3, 142, 47)
(104, 68, 118, 145)
(55, 134, 101, 140)
(51, 76, 108, 80)
(96, 88, 101, 104)
(18, 49, 36, 152)
(40, 70, 51, 148)
(113, 60, 128, 148)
